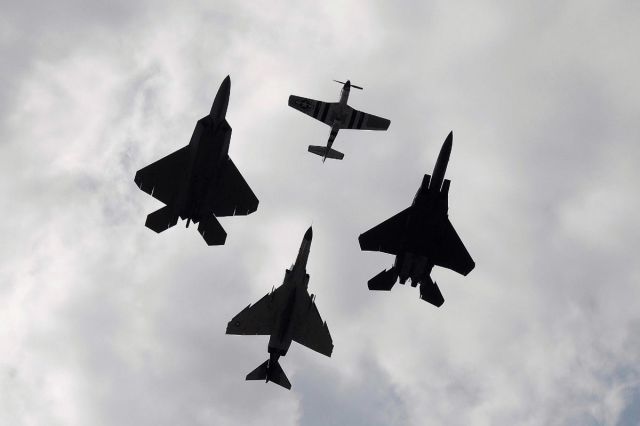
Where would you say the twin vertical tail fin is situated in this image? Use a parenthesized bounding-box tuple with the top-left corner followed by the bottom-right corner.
(246, 359, 291, 390)
(308, 145, 344, 160)
(145, 206, 179, 233)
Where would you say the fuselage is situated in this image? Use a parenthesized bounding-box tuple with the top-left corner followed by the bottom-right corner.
(175, 79, 232, 224)
(323, 81, 352, 157)
(268, 228, 313, 357)
(339, 81, 351, 105)
(331, 81, 352, 124)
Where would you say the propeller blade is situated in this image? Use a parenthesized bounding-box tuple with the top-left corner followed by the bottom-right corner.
(334, 80, 363, 89)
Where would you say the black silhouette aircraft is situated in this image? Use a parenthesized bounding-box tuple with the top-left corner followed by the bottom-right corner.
(288, 80, 390, 161)
(134, 76, 258, 245)
(358, 132, 474, 307)
(226, 227, 332, 389)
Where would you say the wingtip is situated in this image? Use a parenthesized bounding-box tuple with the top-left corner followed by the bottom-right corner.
(304, 226, 313, 241)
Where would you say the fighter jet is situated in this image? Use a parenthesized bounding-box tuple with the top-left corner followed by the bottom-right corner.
(226, 227, 332, 390)
(358, 132, 474, 307)
(288, 80, 390, 162)
(134, 76, 258, 245)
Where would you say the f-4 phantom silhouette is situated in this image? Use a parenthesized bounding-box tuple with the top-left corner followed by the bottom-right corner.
(358, 132, 474, 307)
(134, 76, 258, 245)
(226, 227, 332, 390)
(288, 80, 390, 161)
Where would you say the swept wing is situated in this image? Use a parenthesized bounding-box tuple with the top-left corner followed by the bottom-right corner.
(358, 208, 410, 255)
(204, 158, 259, 216)
(226, 286, 287, 336)
(432, 218, 475, 276)
(134, 146, 190, 205)
(292, 291, 333, 357)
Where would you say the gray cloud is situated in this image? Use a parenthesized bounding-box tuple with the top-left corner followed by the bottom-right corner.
(1, 0, 640, 425)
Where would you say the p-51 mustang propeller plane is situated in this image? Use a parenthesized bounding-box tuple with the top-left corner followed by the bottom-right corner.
(288, 80, 390, 162)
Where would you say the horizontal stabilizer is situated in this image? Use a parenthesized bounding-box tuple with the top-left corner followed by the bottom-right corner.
(308, 145, 344, 160)
(368, 268, 398, 291)
(145, 205, 178, 233)
(246, 360, 269, 381)
(246, 359, 291, 390)
(267, 359, 291, 390)
(420, 282, 445, 307)
(197, 215, 227, 246)
(358, 208, 410, 255)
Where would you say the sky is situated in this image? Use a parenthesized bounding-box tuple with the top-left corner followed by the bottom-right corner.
(1, 0, 640, 425)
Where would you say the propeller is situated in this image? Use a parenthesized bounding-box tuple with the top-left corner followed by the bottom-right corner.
(333, 79, 363, 90)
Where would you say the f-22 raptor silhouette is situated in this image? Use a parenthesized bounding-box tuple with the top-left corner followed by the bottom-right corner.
(134, 76, 258, 245)
(288, 79, 390, 162)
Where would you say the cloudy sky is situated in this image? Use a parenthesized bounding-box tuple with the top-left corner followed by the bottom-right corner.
(2, 1, 640, 425)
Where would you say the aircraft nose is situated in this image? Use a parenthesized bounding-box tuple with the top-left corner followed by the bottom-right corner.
(218, 75, 231, 96)
(219, 75, 231, 98)
(210, 75, 231, 118)
(304, 226, 313, 241)
(441, 131, 453, 154)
